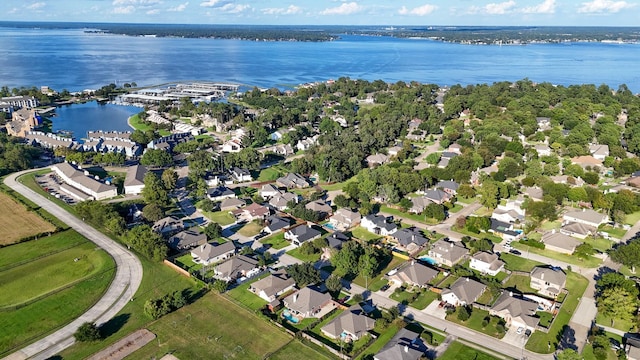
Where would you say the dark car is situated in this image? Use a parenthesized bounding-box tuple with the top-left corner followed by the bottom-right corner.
(509, 249, 522, 255)
(380, 284, 390, 292)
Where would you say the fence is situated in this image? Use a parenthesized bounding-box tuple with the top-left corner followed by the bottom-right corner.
(163, 259, 191, 278)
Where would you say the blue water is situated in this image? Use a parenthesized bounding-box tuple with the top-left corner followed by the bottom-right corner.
(419, 256, 437, 265)
(0, 26, 639, 92)
(282, 310, 299, 324)
(324, 223, 337, 230)
(52, 101, 140, 140)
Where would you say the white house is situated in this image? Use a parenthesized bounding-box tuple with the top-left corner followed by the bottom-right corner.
(469, 252, 505, 276)
(124, 164, 147, 195)
(563, 208, 609, 228)
(361, 214, 397, 236)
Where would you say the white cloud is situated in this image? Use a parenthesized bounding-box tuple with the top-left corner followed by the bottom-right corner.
(468, 0, 516, 14)
(27, 2, 46, 10)
(113, 5, 135, 13)
(521, 0, 556, 13)
(8, 7, 19, 14)
(168, 2, 188, 11)
(398, 4, 438, 16)
(320, 2, 362, 15)
(200, 0, 225, 7)
(219, 3, 250, 13)
(578, 0, 635, 13)
(113, 0, 161, 4)
(262, 5, 302, 15)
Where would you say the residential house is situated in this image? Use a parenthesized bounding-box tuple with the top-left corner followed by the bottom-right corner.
(282, 286, 335, 319)
(230, 167, 252, 182)
(491, 202, 525, 224)
(259, 184, 282, 199)
(428, 239, 469, 267)
(167, 230, 207, 251)
(263, 215, 291, 234)
(147, 132, 193, 152)
(190, 241, 236, 265)
(441, 277, 487, 307)
(469, 252, 505, 276)
(332, 115, 348, 128)
(550, 175, 585, 187)
(25, 131, 76, 150)
(409, 197, 432, 214)
(374, 328, 427, 360)
(361, 214, 397, 236)
(329, 208, 361, 231)
(321, 305, 374, 342)
(5, 108, 40, 137)
(207, 186, 236, 202)
(296, 136, 318, 151)
(436, 180, 459, 196)
(248, 269, 296, 302)
(390, 228, 429, 254)
(305, 200, 333, 218)
(560, 222, 596, 239)
(530, 266, 566, 298)
(273, 144, 294, 156)
(205, 173, 230, 187)
(523, 187, 544, 201)
(221, 138, 242, 153)
(214, 255, 260, 282)
(389, 261, 439, 287)
(571, 155, 603, 171)
(423, 189, 450, 205)
(447, 143, 462, 154)
(124, 164, 147, 195)
(269, 192, 299, 211)
(325, 232, 350, 251)
(232, 203, 270, 222)
(536, 117, 551, 131)
(489, 219, 523, 242)
(366, 153, 390, 167)
(388, 146, 403, 157)
(52, 162, 118, 201)
(563, 208, 609, 228)
(276, 173, 309, 189)
(438, 152, 458, 168)
(490, 292, 540, 331)
(152, 216, 184, 236)
(219, 198, 246, 211)
(285, 224, 322, 247)
(534, 144, 552, 157)
(625, 334, 640, 360)
(541, 231, 581, 255)
(589, 144, 610, 161)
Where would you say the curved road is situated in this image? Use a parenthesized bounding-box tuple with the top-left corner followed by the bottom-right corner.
(3, 169, 143, 360)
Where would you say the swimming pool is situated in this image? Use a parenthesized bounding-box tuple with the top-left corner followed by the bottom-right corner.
(282, 310, 300, 324)
(419, 256, 437, 265)
(324, 223, 337, 230)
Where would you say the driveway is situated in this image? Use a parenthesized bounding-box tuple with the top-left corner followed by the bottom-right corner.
(3, 169, 143, 360)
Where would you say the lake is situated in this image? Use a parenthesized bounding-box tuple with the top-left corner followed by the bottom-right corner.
(52, 101, 140, 140)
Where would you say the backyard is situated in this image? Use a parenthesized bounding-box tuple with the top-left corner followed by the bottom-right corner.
(236, 221, 263, 237)
(499, 253, 544, 272)
(350, 226, 383, 242)
(351, 255, 404, 291)
(201, 210, 236, 226)
(438, 341, 503, 360)
(268, 340, 335, 360)
(287, 247, 322, 263)
(511, 242, 602, 268)
(502, 274, 536, 294)
(226, 274, 269, 311)
(389, 287, 439, 310)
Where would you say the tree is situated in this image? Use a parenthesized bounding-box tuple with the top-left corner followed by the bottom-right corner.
(140, 148, 173, 167)
(573, 243, 594, 260)
(333, 194, 350, 208)
(212, 279, 228, 293)
(326, 274, 343, 293)
(162, 168, 178, 191)
(142, 203, 164, 222)
(457, 306, 470, 321)
(556, 349, 582, 360)
(123, 224, 168, 261)
(74, 322, 102, 342)
(424, 203, 446, 222)
(597, 287, 638, 327)
(287, 262, 321, 287)
(203, 222, 222, 240)
(141, 172, 170, 207)
(610, 239, 640, 273)
(457, 184, 476, 199)
(332, 241, 363, 277)
(597, 272, 639, 298)
(478, 181, 499, 210)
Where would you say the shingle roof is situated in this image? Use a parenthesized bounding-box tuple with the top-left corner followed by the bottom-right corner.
(283, 287, 332, 315)
(124, 164, 147, 187)
(288, 225, 321, 243)
(396, 262, 439, 286)
(442, 277, 487, 304)
(531, 267, 566, 287)
(491, 292, 540, 327)
(321, 306, 374, 339)
(375, 328, 426, 360)
(542, 232, 581, 251)
(215, 255, 258, 279)
(250, 270, 295, 299)
(191, 241, 236, 261)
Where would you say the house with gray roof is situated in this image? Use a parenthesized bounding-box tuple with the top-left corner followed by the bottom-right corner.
(329, 208, 361, 231)
(374, 328, 426, 360)
(361, 214, 397, 236)
(542, 231, 581, 255)
(207, 186, 236, 202)
(249, 269, 296, 302)
(436, 180, 460, 196)
(589, 144, 610, 161)
(268, 191, 299, 211)
(523, 187, 544, 201)
(559, 222, 596, 239)
(321, 305, 375, 342)
(441, 277, 487, 306)
(389, 261, 439, 288)
(285, 224, 322, 247)
(409, 197, 432, 214)
(214, 254, 260, 282)
(276, 173, 309, 189)
(428, 239, 469, 267)
(305, 200, 333, 218)
(263, 215, 291, 234)
(167, 229, 207, 251)
(489, 218, 523, 242)
(259, 183, 281, 199)
(390, 228, 428, 254)
(366, 153, 390, 167)
(230, 167, 252, 182)
(563, 208, 609, 228)
(52, 162, 118, 201)
(219, 197, 246, 211)
(124, 164, 147, 195)
(490, 292, 540, 331)
(190, 241, 236, 266)
(283, 286, 335, 318)
(530, 266, 566, 298)
(152, 216, 184, 236)
(469, 251, 504, 276)
(325, 232, 350, 251)
(423, 189, 450, 204)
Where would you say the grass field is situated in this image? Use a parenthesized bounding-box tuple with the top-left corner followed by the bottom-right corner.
(269, 340, 335, 360)
(438, 341, 502, 360)
(0, 242, 113, 308)
(502, 274, 536, 294)
(0, 191, 56, 245)
(258, 167, 286, 181)
(129, 293, 292, 359)
(500, 253, 544, 272)
(128, 114, 170, 136)
(512, 242, 602, 268)
(261, 233, 290, 249)
(446, 308, 506, 339)
(350, 226, 383, 242)
(237, 221, 263, 237)
(201, 210, 236, 226)
(287, 247, 322, 263)
(226, 274, 269, 311)
(0, 230, 115, 355)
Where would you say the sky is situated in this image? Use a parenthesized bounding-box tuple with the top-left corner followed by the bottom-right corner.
(2, 0, 639, 26)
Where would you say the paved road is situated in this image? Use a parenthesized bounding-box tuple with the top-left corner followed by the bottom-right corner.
(2, 169, 143, 360)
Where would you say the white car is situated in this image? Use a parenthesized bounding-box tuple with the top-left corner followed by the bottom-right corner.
(516, 327, 524, 335)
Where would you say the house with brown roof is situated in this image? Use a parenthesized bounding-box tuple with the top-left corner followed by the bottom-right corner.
(329, 208, 361, 231)
(571, 155, 603, 171)
(469, 252, 505, 276)
(232, 202, 270, 222)
(389, 261, 439, 288)
(366, 153, 390, 167)
(428, 239, 469, 267)
(541, 231, 581, 255)
(490, 292, 540, 331)
(282, 286, 335, 319)
(305, 200, 333, 218)
(441, 277, 487, 306)
(248, 269, 296, 302)
(530, 267, 566, 298)
(321, 305, 375, 342)
(560, 222, 596, 239)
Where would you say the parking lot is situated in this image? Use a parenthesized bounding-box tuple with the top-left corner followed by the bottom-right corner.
(35, 173, 77, 205)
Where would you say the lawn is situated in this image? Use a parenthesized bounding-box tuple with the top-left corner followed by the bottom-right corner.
(352, 255, 404, 290)
(502, 274, 536, 294)
(624, 211, 640, 226)
(0, 242, 114, 308)
(526, 272, 589, 353)
(57, 258, 198, 360)
(511, 242, 602, 268)
(446, 308, 506, 339)
(438, 341, 502, 360)
(269, 340, 335, 360)
(128, 293, 291, 359)
(0, 230, 85, 269)
(390, 288, 439, 310)
(537, 311, 554, 328)
(261, 233, 290, 249)
(0, 191, 56, 245)
(174, 253, 202, 273)
(448, 204, 464, 213)
(237, 221, 263, 237)
(599, 225, 627, 239)
(287, 247, 321, 263)
(540, 220, 562, 231)
(226, 274, 269, 311)
(258, 167, 285, 181)
(439, 275, 459, 289)
(201, 210, 236, 226)
(355, 325, 400, 360)
(500, 253, 544, 272)
(580, 236, 614, 253)
(350, 226, 382, 242)
(596, 313, 636, 332)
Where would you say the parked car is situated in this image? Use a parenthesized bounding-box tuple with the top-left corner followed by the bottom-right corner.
(509, 249, 522, 255)
(380, 284, 390, 292)
(516, 327, 524, 335)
